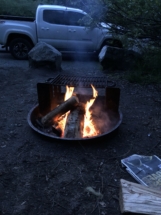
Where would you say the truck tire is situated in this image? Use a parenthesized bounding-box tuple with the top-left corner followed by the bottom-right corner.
(10, 38, 32, 60)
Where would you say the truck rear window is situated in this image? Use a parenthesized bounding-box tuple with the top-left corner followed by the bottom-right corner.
(43, 10, 65, 24)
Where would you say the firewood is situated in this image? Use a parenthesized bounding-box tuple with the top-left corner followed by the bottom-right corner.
(119, 179, 161, 214)
(64, 103, 84, 138)
(41, 96, 79, 125)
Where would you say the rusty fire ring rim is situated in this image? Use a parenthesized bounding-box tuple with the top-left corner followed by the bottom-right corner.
(27, 104, 123, 141)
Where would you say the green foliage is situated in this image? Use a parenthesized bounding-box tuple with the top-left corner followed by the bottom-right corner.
(103, 0, 161, 45)
(97, 0, 161, 84)
(126, 69, 161, 84)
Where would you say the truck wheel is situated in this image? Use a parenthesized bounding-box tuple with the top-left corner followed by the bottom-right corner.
(10, 38, 32, 60)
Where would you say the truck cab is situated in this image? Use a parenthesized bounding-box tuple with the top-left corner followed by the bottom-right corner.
(36, 5, 104, 53)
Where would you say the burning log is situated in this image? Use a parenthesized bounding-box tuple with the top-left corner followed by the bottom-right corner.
(64, 103, 84, 138)
(41, 96, 79, 126)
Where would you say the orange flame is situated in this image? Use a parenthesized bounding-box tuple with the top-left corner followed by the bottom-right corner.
(83, 85, 99, 137)
(57, 86, 74, 136)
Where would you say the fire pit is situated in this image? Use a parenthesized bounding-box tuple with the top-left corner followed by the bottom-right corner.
(27, 74, 122, 141)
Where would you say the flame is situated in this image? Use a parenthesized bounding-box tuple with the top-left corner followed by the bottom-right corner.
(64, 86, 74, 101)
(83, 85, 99, 137)
(56, 86, 74, 136)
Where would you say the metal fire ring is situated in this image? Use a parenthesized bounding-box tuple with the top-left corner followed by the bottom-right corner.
(27, 104, 123, 142)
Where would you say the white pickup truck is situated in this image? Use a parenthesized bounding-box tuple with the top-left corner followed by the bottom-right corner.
(0, 4, 122, 60)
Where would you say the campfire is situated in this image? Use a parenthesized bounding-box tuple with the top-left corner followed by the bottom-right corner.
(41, 84, 99, 138)
(27, 75, 122, 141)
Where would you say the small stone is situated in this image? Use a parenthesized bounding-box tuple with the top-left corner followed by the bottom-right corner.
(17, 109, 23, 112)
(1, 145, 6, 148)
(100, 162, 104, 166)
(143, 121, 150, 126)
(148, 133, 151, 137)
(13, 167, 19, 170)
(99, 202, 106, 207)
(21, 201, 26, 205)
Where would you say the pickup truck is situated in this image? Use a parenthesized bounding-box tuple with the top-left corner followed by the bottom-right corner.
(0, 4, 122, 60)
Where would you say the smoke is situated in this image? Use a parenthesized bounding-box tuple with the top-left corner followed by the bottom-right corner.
(91, 104, 113, 134)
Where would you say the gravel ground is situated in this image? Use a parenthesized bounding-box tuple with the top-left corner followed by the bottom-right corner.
(0, 51, 161, 215)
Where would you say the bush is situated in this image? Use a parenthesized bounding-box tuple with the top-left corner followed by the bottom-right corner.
(127, 46, 161, 84)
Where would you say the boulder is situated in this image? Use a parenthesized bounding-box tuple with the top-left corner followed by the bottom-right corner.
(28, 42, 62, 71)
(99, 45, 142, 71)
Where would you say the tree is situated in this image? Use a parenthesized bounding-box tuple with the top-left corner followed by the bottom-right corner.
(64, 0, 161, 46)
(102, 0, 161, 46)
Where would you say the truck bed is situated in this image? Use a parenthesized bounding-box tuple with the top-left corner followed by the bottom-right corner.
(0, 15, 35, 22)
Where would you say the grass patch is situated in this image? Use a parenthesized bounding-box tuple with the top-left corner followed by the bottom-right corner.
(126, 70, 161, 84)
(126, 46, 161, 84)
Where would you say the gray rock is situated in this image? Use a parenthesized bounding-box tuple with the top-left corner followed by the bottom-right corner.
(99, 45, 142, 71)
(28, 42, 62, 71)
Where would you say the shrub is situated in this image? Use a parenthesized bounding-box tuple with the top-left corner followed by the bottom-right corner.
(127, 46, 161, 84)
(0, 0, 56, 16)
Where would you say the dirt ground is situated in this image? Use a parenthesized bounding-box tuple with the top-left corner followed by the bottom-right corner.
(0, 52, 161, 215)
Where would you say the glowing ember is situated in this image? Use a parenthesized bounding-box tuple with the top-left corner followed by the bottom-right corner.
(83, 85, 99, 137)
(56, 86, 74, 136)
